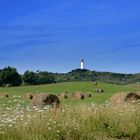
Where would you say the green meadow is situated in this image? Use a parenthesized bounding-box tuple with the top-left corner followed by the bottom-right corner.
(0, 82, 140, 140)
(0, 82, 137, 105)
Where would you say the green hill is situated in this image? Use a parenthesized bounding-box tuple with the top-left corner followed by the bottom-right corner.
(54, 69, 140, 84)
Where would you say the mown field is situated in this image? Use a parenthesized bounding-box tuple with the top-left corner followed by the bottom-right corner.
(0, 82, 138, 106)
(0, 82, 140, 140)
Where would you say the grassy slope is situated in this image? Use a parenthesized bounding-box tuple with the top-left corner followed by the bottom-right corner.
(0, 82, 140, 140)
(0, 82, 139, 106)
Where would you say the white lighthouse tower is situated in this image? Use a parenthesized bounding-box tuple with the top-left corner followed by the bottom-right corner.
(80, 59, 84, 69)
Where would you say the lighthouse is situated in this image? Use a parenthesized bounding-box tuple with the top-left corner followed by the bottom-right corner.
(80, 59, 84, 69)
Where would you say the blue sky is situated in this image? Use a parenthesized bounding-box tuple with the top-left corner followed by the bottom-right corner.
(0, 0, 140, 74)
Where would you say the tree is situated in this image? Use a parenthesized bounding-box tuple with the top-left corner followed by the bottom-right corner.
(23, 71, 55, 85)
(23, 71, 36, 85)
(35, 71, 55, 85)
(0, 66, 22, 87)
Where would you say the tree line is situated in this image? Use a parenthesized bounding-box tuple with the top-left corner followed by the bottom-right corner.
(0, 66, 55, 87)
(0, 66, 140, 87)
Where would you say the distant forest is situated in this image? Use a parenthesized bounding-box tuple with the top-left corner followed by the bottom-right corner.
(0, 66, 140, 87)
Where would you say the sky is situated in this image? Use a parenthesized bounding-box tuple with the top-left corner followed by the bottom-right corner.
(0, 0, 140, 74)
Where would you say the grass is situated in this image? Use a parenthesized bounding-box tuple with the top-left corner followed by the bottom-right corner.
(0, 81, 140, 140)
(0, 103, 139, 140)
(0, 81, 137, 106)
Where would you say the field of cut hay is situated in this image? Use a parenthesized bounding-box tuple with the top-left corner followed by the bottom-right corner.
(0, 82, 140, 140)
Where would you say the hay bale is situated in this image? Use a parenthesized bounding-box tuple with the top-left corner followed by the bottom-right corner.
(30, 93, 60, 109)
(22, 93, 34, 100)
(136, 92, 140, 96)
(84, 93, 92, 98)
(5, 84, 11, 88)
(58, 92, 68, 99)
(72, 92, 84, 100)
(0, 93, 9, 99)
(110, 92, 140, 105)
(93, 82, 98, 85)
(95, 89, 104, 93)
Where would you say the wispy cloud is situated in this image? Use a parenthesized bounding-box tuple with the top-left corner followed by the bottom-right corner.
(110, 43, 140, 52)
(0, 25, 87, 32)
(0, 24, 88, 50)
(0, 40, 58, 53)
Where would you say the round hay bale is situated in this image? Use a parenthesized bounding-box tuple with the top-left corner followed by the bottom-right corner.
(30, 93, 60, 109)
(84, 93, 92, 97)
(22, 93, 34, 100)
(5, 84, 11, 88)
(0, 93, 9, 99)
(93, 82, 98, 85)
(110, 92, 140, 105)
(72, 92, 85, 100)
(136, 92, 140, 96)
(95, 89, 104, 93)
(58, 92, 68, 99)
